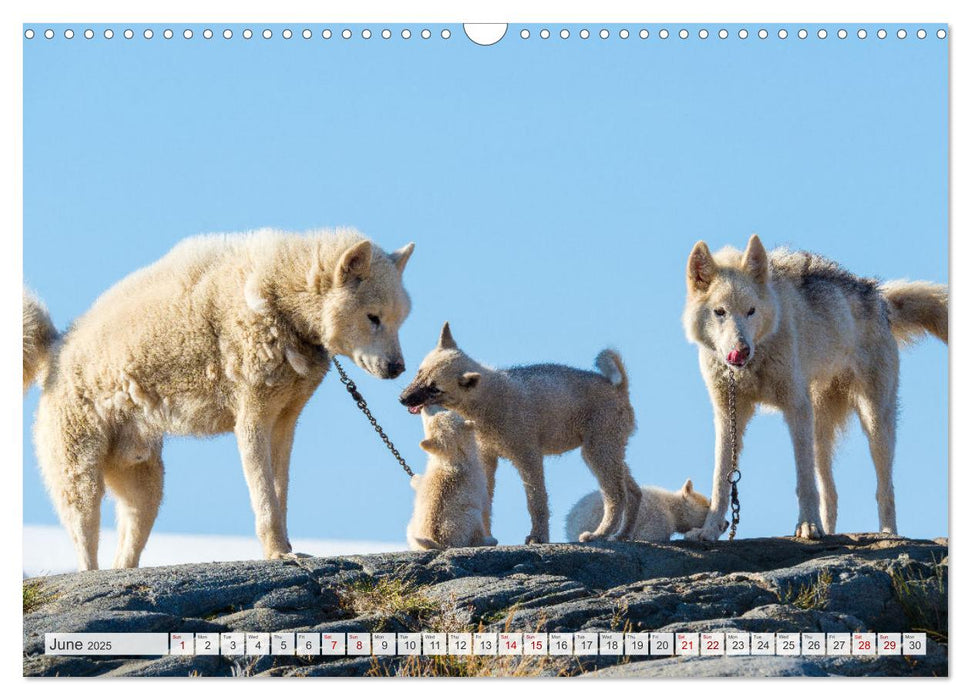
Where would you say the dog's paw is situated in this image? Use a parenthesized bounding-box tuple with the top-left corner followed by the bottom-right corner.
(794, 522, 821, 540)
(482, 536, 498, 547)
(269, 550, 311, 561)
(578, 531, 601, 543)
(524, 534, 548, 545)
(684, 525, 722, 542)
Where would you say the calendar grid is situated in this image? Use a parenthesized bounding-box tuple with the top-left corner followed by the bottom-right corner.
(43, 631, 928, 658)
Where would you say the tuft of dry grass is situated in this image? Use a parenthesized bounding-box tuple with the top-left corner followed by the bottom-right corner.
(891, 558, 947, 645)
(337, 576, 437, 625)
(23, 580, 53, 614)
(783, 570, 832, 611)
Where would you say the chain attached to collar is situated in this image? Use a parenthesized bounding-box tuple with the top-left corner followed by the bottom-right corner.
(331, 357, 415, 478)
(727, 368, 742, 540)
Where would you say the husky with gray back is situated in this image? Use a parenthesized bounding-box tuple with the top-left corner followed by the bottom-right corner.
(683, 234, 947, 541)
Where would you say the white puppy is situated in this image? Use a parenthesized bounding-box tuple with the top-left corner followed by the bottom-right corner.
(565, 480, 724, 542)
(406, 407, 497, 550)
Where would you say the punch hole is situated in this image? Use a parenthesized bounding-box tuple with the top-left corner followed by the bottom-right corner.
(361, 29, 371, 40)
(817, 29, 827, 39)
(401, 29, 411, 39)
(758, 28, 768, 39)
(640, 29, 649, 39)
(857, 29, 867, 39)
(104, 29, 114, 39)
(560, 29, 570, 39)
(242, 29, 253, 39)
(24, 28, 34, 39)
(897, 29, 907, 39)
(798, 29, 808, 39)
(718, 29, 728, 39)
(282, 28, 293, 40)
(463, 23, 507, 46)
(659, 29, 669, 39)
(738, 29, 748, 39)
(263, 29, 272, 39)
(619, 29, 630, 39)
(937, 29, 947, 39)
(64, 29, 74, 39)
(381, 29, 391, 39)
(838, 29, 848, 39)
(877, 29, 887, 39)
(84, 29, 94, 39)
(579, 28, 589, 39)
(226, 29, 234, 40)
(322, 29, 332, 39)
(421, 28, 431, 39)
(678, 29, 688, 39)
(124, 29, 133, 39)
(540, 28, 550, 39)
(600, 29, 609, 39)
(917, 29, 927, 39)
(342, 29, 351, 39)
(442, 29, 451, 39)
(521, 29, 530, 39)
(44, 28, 54, 39)
(163, 29, 173, 39)
(699, 29, 709, 39)
(143, 29, 153, 40)
(778, 29, 788, 39)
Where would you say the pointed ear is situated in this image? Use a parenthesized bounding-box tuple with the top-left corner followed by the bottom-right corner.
(687, 241, 716, 294)
(458, 372, 480, 390)
(419, 438, 445, 456)
(438, 321, 457, 350)
(681, 479, 694, 496)
(389, 242, 415, 274)
(741, 234, 769, 284)
(336, 240, 373, 286)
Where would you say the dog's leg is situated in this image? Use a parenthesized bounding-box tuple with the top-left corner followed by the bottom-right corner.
(785, 396, 824, 539)
(578, 439, 630, 542)
(271, 407, 301, 548)
(235, 410, 291, 559)
(813, 387, 852, 535)
(36, 408, 105, 571)
(480, 450, 499, 537)
(686, 398, 756, 541)
(105, 454, 164, 568)
(510, 452, 549, 544)
(617, 472, 643, 540)
(855, 375, 900, 535)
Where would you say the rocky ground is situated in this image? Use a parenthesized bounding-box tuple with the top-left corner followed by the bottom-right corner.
(23, 533, 947, 677)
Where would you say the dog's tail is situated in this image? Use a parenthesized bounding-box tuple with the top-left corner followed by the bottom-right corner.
(880, 280, 948, 345)
(23, 289, 59, 392)
(595, 349, 628, 392)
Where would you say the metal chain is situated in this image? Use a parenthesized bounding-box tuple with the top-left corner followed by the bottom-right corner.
(727, 368, 742, 540)
(331, 357, 415, 478)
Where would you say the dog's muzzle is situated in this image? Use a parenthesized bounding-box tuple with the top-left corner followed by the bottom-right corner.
(399, 386, 433, 415)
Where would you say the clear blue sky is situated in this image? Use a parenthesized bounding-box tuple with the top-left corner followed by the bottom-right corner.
(23, 24, 948, 547)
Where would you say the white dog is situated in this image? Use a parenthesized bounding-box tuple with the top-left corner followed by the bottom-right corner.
(407, 407, 497, 550)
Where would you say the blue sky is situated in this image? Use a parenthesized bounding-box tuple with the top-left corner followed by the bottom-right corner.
(23, 24, 948, 549)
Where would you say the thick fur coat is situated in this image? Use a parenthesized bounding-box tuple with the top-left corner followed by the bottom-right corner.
(683, 234, 948, 541)
(24, 228, 414, 570)
(406, 408, 497, 550)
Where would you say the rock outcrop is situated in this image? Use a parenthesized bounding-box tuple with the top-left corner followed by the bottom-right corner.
(23, 534, 947, 677)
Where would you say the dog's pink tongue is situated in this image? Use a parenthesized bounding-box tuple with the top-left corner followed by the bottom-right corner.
(727, 349, 744, 365)
(408, 406, 422, 415)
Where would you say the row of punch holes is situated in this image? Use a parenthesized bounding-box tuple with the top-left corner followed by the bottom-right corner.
(23, 26, 948, 43)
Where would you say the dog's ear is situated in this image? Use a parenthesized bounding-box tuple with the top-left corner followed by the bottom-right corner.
(337, 240, 373, 286)
(681, 479, 694, 497)
(687, 241, 715, 294)
(458, 372, 480, 390)
(463, 419, 476, 430)
(419, 438, 445, 456)
(390, 242, 415, 274)
(741, 234, 769, 284)
(438, 321, 457, 350)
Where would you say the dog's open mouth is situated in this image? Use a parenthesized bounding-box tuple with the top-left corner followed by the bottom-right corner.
(407, 404, 423, 415)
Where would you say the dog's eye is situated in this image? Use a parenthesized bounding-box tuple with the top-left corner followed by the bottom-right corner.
(428, 386, 441, 395)
(747, 307, 756, 317)
(367, 314, 381, 328)
(714, 308, 726, 317)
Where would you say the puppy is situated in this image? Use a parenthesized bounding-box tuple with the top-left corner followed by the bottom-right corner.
(400, 322, 640, 544)
(565, 480, 725, 542)
(406, 407, 497, 550)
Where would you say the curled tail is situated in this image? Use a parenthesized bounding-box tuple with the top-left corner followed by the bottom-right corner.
(595, 349, 628, 392)
(23, 289, 58, 391)
(880, 280, 948, 345)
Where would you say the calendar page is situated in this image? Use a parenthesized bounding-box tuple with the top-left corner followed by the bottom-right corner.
(20, 11, 949, 680)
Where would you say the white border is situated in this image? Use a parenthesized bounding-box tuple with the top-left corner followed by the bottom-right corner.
(4, 0, 964, 695)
